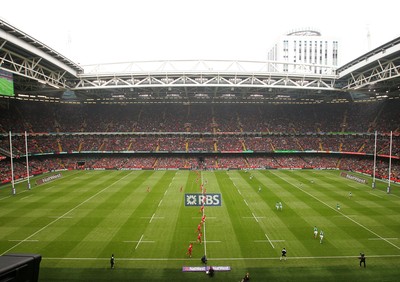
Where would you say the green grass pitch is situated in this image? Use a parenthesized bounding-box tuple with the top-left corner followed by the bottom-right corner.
(1, 169, 399, 281)
(0, 78, 14, 96)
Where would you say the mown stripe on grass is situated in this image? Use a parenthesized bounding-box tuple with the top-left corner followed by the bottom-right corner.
(272, 170, 400, 251)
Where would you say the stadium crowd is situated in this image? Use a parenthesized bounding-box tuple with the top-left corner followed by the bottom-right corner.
(0, 99, 399, 184)
(1, 100, 399, 134)
(1, 135, 398, 156)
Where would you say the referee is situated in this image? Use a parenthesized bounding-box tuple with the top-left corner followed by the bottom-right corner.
(359, 253, 366, 268)
(280, 248, 287, 261)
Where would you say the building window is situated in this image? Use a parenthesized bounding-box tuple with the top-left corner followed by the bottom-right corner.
(299, 41, 302, 61)
(314, 41, 317, 64)
(283, 64, 288, 72)
(283, 40, 289, 52)
(332, 41, 338, 66)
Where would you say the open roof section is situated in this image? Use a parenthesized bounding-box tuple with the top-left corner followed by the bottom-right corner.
(0, 18, 399, 103)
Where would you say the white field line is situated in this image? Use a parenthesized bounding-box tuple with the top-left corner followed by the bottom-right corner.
(123, 240, 154, 243)
(388, 193, 400, 199)
(368, 192, 383, 199)
(333, 215, 357, 218)
(148, 213, 165, 223)
(264, 233, 275, 248)
(1, 171, 82, 199)
(145, 173, 177, 229)
(201, 171, 207, 257)
(140, 216, 164, 220)
(9, 240, 38, 242)
(368, 238, 398, 240)
(190, 241, 221, 243)
(252, 212, 259, 223)
(20, 195, 33, 200)
(0, 189, 28, 201)
(271, 171, 400, 250)
(0, 171, 135, 256)
(41, 254, 400, 261)
(310, 171, 400, 199)
(228, 173, 276, 250)
(135, 234, 144, 250)
(254, 240, 285, 243)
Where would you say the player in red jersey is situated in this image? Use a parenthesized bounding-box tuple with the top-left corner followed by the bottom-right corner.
(201, 214, 206, 224)
(197, 232, 202, 244)
(199, 205, 204, 214)
(186, 243, 193, 257)
(196, 223, 201, 233)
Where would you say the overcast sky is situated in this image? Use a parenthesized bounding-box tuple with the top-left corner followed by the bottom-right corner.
(1, 0, 399, 67)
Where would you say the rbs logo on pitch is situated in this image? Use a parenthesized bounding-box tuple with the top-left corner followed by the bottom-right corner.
(185, 193, 222, 206)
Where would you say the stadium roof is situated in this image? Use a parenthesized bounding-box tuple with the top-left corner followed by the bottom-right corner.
(336, 36, 400, 100)
(1, 19, 399, 104)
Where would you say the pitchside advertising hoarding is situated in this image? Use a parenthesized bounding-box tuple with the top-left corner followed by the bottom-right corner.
(340, 172, 367, 184)
(185, 193, 221, 206)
